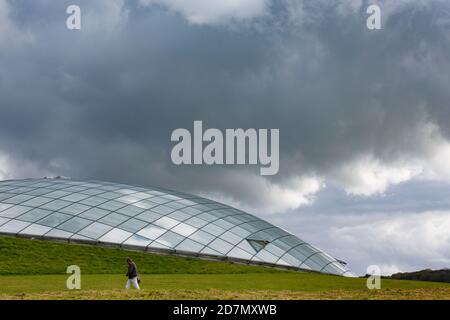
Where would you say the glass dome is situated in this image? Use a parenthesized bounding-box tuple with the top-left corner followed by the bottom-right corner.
(0, 178, 353, 276)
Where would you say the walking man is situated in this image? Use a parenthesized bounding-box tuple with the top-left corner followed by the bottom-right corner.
(125, 258, 141, 290)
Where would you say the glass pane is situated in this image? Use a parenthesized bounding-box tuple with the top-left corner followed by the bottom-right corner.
(16, 208, 52, 222)
(98, 192, 123, 200)
(0, 205, 32, 218)
(80, 197, 108, 207)
(21, 197, 53, 207)
(201, 223, 225, 236)
(171, 223, 197, 237)
(37, 212, 72, 228)
(253, 250, 278, 264)
(154, 231, 184, 247)
(63, 186, 87, 193)
(229, 226, 252, 238)
(322, 263, 346, 275)
(58, 217, 92, 233)
(0, 217, 9, 226)
(180, 207, 202, 215)
(147, 197, 171, 205)
(46, 228, 73, 239)
(99, 213, 130, 227)
(150, 205, 175, 215)
(123, 234, 152, 247)
(98, 200, 126, 211)
(227, 247, 253, 260)
(70, 234, 93, 241)
(240, 223, 261, 233)
(0, 203, 13, 212)
(304, 252, 331, 270)
(9, 187, 34, 194)
(175, 238, 204, 252)
(167, 211, 191, 222)
(117, 205, 144, 217)
(219, 231, 242, 245)
(60, 203, 90, 215)
(206, 238, 233, 254)
(0, 194, 15, 202)
(264, 243, 286, 257)
(236, 240, 257, 254)
(78, 208, 110, 220)
(40, 199, 72, 211)
(115, 188, 136, 195)
(222, 215, 242, 225)
(294, 243, 318, 259)
(280, 236, 304, 247)
(288, 247, 309, 263)
(212, 219, 234, 230)
(200, 247, 221, 256)
(189, 230, 215, 245)
(78, 222, 113, 239)
(165, 201, 188, 210)
(99, 228, 132, 244)
(184, 216, 208, 228)
(0, 220, 30, 233)
(148, 240, 171, 250)
(132, 192, 153, 200)
(80, 188, 105, 196)
(27, 188, 52, 197)
(19, 224, 52, 236)
(45, 190, 72, 199)
(116, 195, 141, 204)
(137, 225, 167, 240)
(132, 199, 159, 209)
(196, 212, 216, 222)
(3, 194, 34, 204)
(118, 219, 148, 233)
(61, 193, 90, 202)
(153, 216, 179, 229)
(136, 211, 162, 223)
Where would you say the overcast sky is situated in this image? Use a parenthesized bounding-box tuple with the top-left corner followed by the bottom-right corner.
(1, 0, 450, 275)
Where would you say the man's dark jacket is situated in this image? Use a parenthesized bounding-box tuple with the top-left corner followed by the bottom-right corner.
(127, 262, 138, 279)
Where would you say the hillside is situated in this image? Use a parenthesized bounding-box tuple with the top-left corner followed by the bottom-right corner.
(0, 236, 282, 275)
(1, 236, 450, 300)
(390, 269, 450, 284)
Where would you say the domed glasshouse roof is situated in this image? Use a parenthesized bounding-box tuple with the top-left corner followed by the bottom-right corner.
(0, 178, 353, 276)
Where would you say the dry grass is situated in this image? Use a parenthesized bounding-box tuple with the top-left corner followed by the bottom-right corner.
(2, 288, 450, 300)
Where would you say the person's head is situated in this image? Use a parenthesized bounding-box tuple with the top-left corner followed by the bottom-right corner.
(126, 258, 132, 265)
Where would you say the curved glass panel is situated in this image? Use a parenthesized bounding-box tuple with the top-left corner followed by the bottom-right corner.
(0, 178, 353, 276)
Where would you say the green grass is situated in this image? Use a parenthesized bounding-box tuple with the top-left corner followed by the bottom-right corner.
(1, 274, 450, 300)
(1, 236, 450, 300)
(0, 236, 283, 275)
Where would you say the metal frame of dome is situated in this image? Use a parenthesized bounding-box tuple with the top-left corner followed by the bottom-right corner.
(0, 178, 353, 276)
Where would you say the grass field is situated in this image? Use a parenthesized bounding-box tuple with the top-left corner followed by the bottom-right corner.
(1, 236, 450, 300)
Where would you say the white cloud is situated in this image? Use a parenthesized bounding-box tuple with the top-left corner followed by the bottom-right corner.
(203, 173, 323, 214)
(333, 156, 422, 196)
(83, 0, 129, 33)
(328, 119, 450, 197)
(332, 211, 450, 275)
(139, 0, 269, 25)
(279, 210, 450, 276)
(0, 150, 53, 181)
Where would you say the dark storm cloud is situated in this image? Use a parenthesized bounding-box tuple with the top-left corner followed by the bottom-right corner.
(1, 0, 450, 203)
